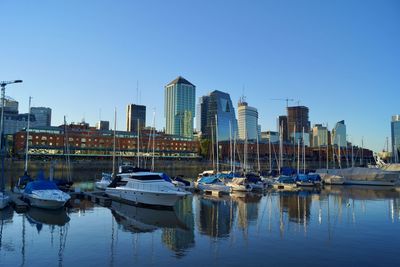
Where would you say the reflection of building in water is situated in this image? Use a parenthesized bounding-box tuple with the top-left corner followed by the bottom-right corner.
(162, 197, 195, 257)
(279, 192, 312, 224)
(196, 196, 237, 238)
(231, 193, 261, 230)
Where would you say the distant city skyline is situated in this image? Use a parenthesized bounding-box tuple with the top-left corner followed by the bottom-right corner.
(1, 0, 399, 152)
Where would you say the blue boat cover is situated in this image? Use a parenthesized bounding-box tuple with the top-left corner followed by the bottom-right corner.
(24, 179, 58, 194)
(161, 173, 172, 183)
(198, 176, 220, 184)
(281, 167, 297, 176)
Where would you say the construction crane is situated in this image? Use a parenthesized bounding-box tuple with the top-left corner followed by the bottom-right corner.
(271, 98, 294, 108)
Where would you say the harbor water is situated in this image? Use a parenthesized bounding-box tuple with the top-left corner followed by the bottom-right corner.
(1, 185, 400, 266)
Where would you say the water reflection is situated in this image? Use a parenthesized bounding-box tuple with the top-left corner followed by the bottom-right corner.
(195, 195, 236, 238)
(230, 192, 261, 230)
(26, 208, 70, 231)
(0, 206, 14, 252)
(0, 187, 399, 266)
(162, 197, 195, 257)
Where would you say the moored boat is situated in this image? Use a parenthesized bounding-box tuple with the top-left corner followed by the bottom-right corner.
(23, 171, 71, 209)
(106, 171, 190, 207)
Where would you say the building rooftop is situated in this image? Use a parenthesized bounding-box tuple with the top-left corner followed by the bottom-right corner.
(166, 76, 195, 87)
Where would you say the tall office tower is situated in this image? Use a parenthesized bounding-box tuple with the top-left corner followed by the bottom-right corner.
(197, 95, 209, 136)
(165, 76, 195, 139)
(391, 115, 400, 163)
(198, 90, 238, 141)
(96, 120, 110, 131)
(277, 115, 288, 142)
(332, 120, 346, 147)
(30, 107, 52, 127)
(126, 104, 146, 133)
(237, 97, 259, 140)
(311, 124, 328, 147)
(287, 106, 310, 145)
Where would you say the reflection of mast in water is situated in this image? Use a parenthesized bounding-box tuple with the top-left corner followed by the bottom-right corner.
(58, 224, 69, 267)
(110, 216, 115, 267)
(21, 215, 26, 267)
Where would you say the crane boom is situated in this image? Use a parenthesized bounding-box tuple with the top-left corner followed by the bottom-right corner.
(271, 98, 294, 108)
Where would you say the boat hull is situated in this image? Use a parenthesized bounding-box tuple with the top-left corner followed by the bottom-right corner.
(195, 183, 231, 193)
(343, 180, 396, 186)
(0, 194, 10, 209)
(106, 188, 187, 207)
(95, 181, 110, 190)
(26, 196, 68, 209)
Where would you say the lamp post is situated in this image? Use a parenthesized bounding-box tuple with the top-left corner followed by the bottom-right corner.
(0, 80, 23, 208)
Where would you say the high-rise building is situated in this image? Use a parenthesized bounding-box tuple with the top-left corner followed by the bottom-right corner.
(0, 96, 35, 135)
(391, 115, 400, 163)
(237, 97, 259, 140)
(197, 95, 209, 135)
(277, 115, 288, 142)
(31, 107, 51, 127)
(165, 76, 195, 139)
(261, 131, 279, 143)
(126, 104, 146, 133)
(197, 90, 238, 141)
(311, 124, 328, 147)
(332, 120, 346, 147)
(96, 120, 110, 131)
(287, 106, 310, 137)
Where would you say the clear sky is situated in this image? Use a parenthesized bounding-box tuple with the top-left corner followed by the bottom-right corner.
(1, 0, 399, 152)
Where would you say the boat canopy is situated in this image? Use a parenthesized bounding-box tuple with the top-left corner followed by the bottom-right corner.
(24, 180, 58, 194)
(198, 176, 220, 184)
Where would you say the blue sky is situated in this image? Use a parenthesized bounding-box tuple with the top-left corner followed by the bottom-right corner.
(1, 0, 399, 152)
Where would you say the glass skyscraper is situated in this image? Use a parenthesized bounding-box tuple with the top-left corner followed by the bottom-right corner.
(164, 76, 196, 139)
(197, 90, 238, 141)
(332, 120, 346, 147)
(391, 115, 400, 163)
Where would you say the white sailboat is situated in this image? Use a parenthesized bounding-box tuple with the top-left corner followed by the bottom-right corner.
(14, 96, 33, 194)
(96, 108, 117, 190)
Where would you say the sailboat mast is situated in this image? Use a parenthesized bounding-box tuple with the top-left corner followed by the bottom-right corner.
(302, 127, 305, 174)
(229, 121, 232, 173)
(211, 121, 215, 172)
(233, 131, 236, 173)
(24, 96, 32, 173)
(268, 133, 272, 173)
(297, 139, 300, 174)
(256, 129, 260, 173)
(338, 135, 341, 169)
(112, 108, 117, 178)
(151, 111, 156, 172)
(215, 114, 219, 174)
(326, 123, 329, 170)
(137, 119, 140, 168)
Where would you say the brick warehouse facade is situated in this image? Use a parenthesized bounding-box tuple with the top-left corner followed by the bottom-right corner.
(13, 123, 200, 159)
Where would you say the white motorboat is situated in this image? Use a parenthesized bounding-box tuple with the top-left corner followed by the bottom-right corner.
(105, 171, 190, 207)
(23, 173, 71, 209)
(194, 175, 231, 193)
(95, 172, 113, 190)
(272, 175, 298, 190)
(0, 192, 9, 210)
(226, 177, 253, 192)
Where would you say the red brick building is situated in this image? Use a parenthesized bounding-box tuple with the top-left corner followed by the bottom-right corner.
(13, 123, 200, 159)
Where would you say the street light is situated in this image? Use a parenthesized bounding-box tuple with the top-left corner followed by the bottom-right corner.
(0, 79, 23, 208)
(0, 80, 23, 149)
